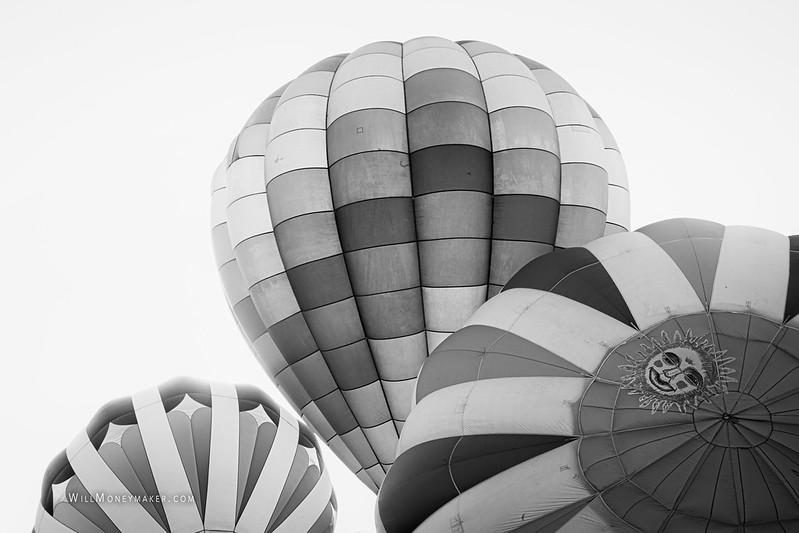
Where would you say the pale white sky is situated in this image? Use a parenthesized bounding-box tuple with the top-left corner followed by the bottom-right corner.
(2, 1, 799, 531)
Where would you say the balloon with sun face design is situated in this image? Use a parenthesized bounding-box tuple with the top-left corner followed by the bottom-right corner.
(210, 36, 631, 491)
(377, 218, 799, 533)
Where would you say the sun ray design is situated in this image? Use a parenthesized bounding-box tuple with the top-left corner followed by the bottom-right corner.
(619, 329, 737, 414)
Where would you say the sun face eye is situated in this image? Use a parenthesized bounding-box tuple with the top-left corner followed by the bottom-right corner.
(676, 380, 688, 389)
(662, 351, 680, 366)
(684, 369, 703, 388)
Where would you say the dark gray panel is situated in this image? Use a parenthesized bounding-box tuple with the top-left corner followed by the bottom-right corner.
(356, 288, 425, 339)
(335, 197, 416, 252)
(290, 351, 337, 400)
(404, 68, 487, 112)
(327, 109, 408, 165)
(410, 144, 493, 195)
(407, 101, 491, 152)
(268, 313, 317, 364)
(322, 339, 379, 390)
(417, 324, 585, 401)
(493, 195, 560, 243)
(414, 191, 492, 240)
(286, 255, 353, 310)
(329, 151, 411, 208)
(315, 392, 359, 434)
(302, 298, 364, 351)
(489, 107, 558, 153)
(418, 238, 491, 287)
(343, 243, 420, 296)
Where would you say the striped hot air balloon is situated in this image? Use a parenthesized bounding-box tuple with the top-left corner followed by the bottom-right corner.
(34, 379, 336, 533)
(377, 218, 799, 532)
(210, 36, 630, 491)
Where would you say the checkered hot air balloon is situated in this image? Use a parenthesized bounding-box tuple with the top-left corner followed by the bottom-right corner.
(34, 379, 336, 533)
(210, 36, 630, 490)
(377, 218, 799, 532)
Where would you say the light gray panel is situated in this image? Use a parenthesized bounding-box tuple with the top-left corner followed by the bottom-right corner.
(265, 129, 328, 183)
(227, 193, 272, 247)
(234, 123, 269, 158)
(493, 149, 560, 198)
(547, 92, 595, 127)
(382, 379, 415, 421)
(403, 47, 479, 79)
(339, 429, 378, 466)
(234, 232, 284, 286)
(403, 36, 461, 55)
(252, 332, 289, 377)
(407, 102, 491, 152)
(343, 243, 420, 295)
(557, 124, 605, 167)
(328, 76, 405, 123)
(482, 75, 550, 113)
(273, 212, 341, 270)
(361, 420, 400, 465)
(342, 41, 402, 64)
(331, 53, 403, 91)
(418, 238, 491, 287)
(554, 205, 606, 248)
(530, 68, 578, 95)
(368, 332, 428, 381)
(457, 40, 508, 56)
(267, 168, 333, 226)
(414, 191, 492, 240)
(211, 224, 235, 266)
(219, 259, 249, 305)
(364, 464, 386, 487)
(278, 71, 335, 102)
(250, 273, 300, 326)
(560, 162, 609, 211)
(327, 109, 408, 165)
(267, 94, 327, 140)
(329, 151, 411, 207)
(471, 52, 532, 80)
(422, 285, 487, 332)
(302, 297, 365, 351)
(489, 106, 558, 152)
(341, 381, 392, 427)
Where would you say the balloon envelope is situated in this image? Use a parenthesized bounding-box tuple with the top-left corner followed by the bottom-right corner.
(378, 218, 799, 532)
(210, 36, 630, 490)
(34, 378, 336, 533)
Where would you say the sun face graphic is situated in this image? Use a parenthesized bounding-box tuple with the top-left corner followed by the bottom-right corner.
(619, 329, 736, 414)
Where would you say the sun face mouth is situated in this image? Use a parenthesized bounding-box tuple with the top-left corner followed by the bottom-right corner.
(648, 367, 676, 392)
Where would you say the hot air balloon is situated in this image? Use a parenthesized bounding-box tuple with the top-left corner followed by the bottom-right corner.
(210, 36, 631, 490)
(377, 218, 799, 532)
(34, 378, 336, 533)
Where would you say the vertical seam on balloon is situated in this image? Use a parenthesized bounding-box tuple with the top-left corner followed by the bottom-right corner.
(655, 444, 717, 533)
(402, 40, 432, 406)
(456, 40, 494, 297)
(745, 449, 791, 529)
(321, 52, 396, 477)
